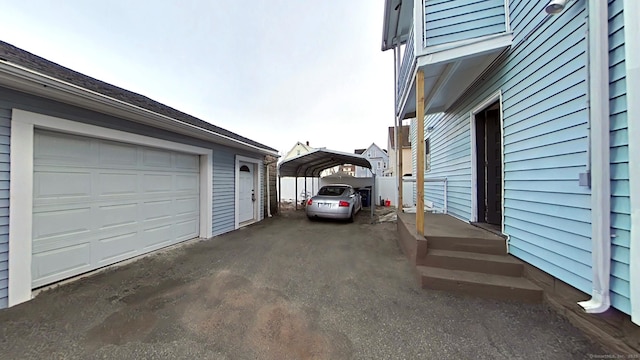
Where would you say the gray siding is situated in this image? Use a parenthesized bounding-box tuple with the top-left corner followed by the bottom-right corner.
(212, 149, 236, 236)
(0, 107, 9, 309)
(608, 0, 630, 313)
(0, 85, 267, 308)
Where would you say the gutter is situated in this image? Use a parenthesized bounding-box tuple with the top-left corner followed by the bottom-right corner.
(578, 0, 611, 314)
(623, 0, 640, 325)
(0, 61, 279, 157)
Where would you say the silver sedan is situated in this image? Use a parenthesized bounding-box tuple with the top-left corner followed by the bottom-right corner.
(305, 184, 362, 222)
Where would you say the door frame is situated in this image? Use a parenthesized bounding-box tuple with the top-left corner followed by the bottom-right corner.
(9, 109, 214, 307)
(235, 155, 262, 228)
(469, 90, 505, 233)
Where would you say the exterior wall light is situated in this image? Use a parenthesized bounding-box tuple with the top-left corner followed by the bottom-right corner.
(545, 0, 569, 14)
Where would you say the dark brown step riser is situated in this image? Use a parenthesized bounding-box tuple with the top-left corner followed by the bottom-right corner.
(420, 276, 543, 303)
(427, 242, 507, 255)
(424, 254, 523, 277)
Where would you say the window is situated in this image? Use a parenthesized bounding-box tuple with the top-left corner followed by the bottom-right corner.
(425, 138, 431, 172)
(297, 150, 300, 155)
(377, 161, 381, 169)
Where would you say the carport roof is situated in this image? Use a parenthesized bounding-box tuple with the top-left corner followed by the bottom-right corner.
(278, 148, 372, 177)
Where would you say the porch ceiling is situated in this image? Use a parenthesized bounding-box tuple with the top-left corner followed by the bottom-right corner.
(278, 149, 372, 178)
(400, 42, 510, 119)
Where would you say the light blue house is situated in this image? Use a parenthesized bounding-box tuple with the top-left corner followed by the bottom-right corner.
(382, 0, 639, 336)
(0, 41, 277, 309)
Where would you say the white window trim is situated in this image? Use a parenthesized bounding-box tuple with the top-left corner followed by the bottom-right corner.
(235, 155, 263, 229)
(8, 109, 214, 306)
(469, 90, 505, 235)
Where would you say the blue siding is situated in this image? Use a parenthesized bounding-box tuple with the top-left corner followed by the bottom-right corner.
(212, 149, 236, 236)
(0, 85, 266, 309)
(420, 2, 617, 308)
(608, 0, 630, 314)
(0, 107, 9, 309)
(424, 0, 507, 47)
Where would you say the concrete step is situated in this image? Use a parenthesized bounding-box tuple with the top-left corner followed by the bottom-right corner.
(424, 249, 524, 277)
(426, 236, 506, 255)
(416, 266, 543, 303)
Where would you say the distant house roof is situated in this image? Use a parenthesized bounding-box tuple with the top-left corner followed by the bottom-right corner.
(0, 40, 277, 153)
(354, 149, 366, 155)
(388, 125, 410, 149)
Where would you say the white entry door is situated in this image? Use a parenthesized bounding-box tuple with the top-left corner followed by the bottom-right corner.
(238, 163, 255, 223)
(31, 130, 200, 288)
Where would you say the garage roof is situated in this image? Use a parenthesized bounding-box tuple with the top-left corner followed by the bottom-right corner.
(278, 148, 373, 177)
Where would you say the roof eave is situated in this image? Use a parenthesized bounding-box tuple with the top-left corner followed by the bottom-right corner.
(0, 61, 278, 156)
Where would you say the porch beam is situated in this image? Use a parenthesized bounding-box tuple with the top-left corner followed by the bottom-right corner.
(416, 70, 425, 236)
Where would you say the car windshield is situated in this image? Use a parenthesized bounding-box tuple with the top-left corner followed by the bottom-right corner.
(317, 186, 347, 196)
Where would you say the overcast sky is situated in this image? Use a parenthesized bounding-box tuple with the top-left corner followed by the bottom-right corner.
(0, 0, 396, 155)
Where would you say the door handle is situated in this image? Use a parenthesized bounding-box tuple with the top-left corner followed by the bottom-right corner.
(251, 191, 256, 202)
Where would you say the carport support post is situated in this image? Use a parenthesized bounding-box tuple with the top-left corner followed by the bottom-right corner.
(416, 70, 425, 236)
(295, 176, 298, 210)
(371, 173, 375, 221)
(278, 175, 282, 213)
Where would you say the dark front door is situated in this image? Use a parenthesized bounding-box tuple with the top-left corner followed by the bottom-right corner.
(475, 102, 502, 226)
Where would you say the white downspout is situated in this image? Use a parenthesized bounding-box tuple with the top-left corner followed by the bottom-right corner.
(578, 0, 611, 314)
(623, 0, 640, 325)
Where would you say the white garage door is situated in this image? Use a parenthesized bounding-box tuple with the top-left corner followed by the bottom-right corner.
(31, 130, 200, 288)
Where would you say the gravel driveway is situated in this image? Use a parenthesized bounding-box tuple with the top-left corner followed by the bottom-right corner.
(0, 210, 603, 359)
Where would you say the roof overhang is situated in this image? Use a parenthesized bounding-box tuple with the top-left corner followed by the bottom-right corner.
(0, 61, 278, 156)
(278, 149, 372, 178)
(381, 0, 414, 51)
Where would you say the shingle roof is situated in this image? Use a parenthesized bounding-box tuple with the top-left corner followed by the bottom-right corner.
(0, 40, 277, 152)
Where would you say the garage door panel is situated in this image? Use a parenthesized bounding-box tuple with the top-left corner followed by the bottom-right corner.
(95, 232, 139, 265)
(32, 130, 201, 289)
(142, 224, 173, 249)
(142, 200, 173, 221)
(32, 243, 92, 287)
(175, 219, 199, 240)
(98, 142, 138, 166)
(142, 148, 172, 168)
(176, 174, 198, 192)
(34, 171, 92, 201)
(32, 207, 92, 241)
(175, 197, 199, 216)
(97, 203, 138, 229)
(143, 174, 173, 193)
(98, 173, 139, 196)
(34, 132, 94, 166)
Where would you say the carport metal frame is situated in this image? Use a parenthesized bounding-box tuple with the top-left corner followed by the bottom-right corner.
(277, 149, 376, 220)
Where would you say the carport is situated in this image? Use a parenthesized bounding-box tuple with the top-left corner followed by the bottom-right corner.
(278, 148, 376, 220)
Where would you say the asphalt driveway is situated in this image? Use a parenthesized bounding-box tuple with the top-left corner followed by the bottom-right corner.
(0, 210, 603, 359)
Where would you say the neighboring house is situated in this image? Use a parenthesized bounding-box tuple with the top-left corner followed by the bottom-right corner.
(338, 164, 356, 177)
(383, 0, 638, 346)
(354, 143, 389, 177)
(0, 41, 278, 309)
(386, 125, 411, 177)
(282, 141, 314, 160)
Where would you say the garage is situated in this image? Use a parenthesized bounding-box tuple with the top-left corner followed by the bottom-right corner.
(31, 130, 200, 287)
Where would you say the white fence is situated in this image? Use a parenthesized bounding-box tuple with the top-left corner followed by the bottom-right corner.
(279, 177, 321, 203)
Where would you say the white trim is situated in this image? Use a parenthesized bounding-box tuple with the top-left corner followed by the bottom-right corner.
(504, 0, 511, 33)
(469, 90, 504, 232)
(578, 0, 611, 314)
(8, 120, 34, 306)
(416, 33, 512, 66)
(235, 155, 263, 229)
(624, 0, 640, 325)
(8, 109, 214, 306)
